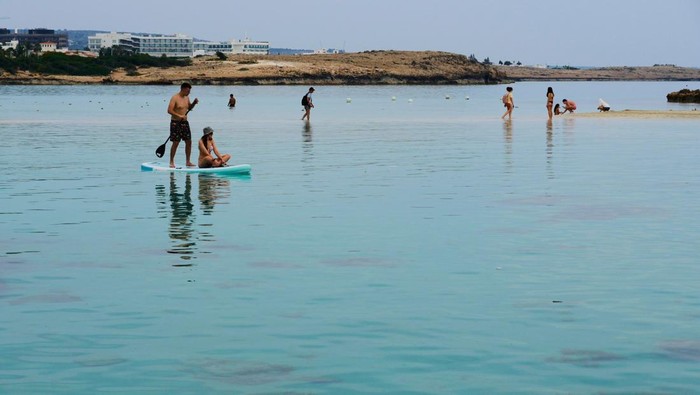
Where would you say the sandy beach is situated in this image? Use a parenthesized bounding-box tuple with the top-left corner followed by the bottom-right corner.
(571, 109, 700, 119)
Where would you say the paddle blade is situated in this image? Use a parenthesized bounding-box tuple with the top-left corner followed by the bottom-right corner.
(155, 143, 166, 158)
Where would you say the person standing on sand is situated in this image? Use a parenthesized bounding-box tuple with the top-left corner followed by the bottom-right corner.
(501, 86, 514, 120)
(546, 87, 555, 119)
(167, 82, 199, 168)
(301, 87, 315, 121)
(228, 93, 236, 108)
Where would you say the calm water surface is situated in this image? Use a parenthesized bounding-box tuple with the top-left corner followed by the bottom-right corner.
(1, 82, 699, 394)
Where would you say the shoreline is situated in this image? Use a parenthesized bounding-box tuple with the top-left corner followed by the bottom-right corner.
(570, 109, 700, 119)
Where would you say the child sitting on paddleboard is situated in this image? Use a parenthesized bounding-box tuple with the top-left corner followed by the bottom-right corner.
(198, 127, 231, 168)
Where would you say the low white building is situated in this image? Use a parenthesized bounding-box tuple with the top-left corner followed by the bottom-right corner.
(1, 39, 19, 51)
(313, 48, 343, 54)
(89, 32, 192, 57)
(230, 39, 269, 55)
(88, 32, 269, 57)
(193, 40, 234, 56)
(88, 32, 131, 52)
(40, 41, 57, 52)
(119, 33, 193, 57)
(193, 38, 270, 56)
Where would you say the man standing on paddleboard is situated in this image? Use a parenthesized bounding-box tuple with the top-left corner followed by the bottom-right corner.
(167, 82, 199, 168)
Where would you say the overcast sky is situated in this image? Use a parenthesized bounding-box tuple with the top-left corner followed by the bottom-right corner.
(2, 0, 699, 66)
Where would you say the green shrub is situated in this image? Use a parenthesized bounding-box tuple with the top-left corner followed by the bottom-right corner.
(0, 50, 191, 76)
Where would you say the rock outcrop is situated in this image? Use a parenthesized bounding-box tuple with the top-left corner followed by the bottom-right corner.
(667, 89, 700, 103)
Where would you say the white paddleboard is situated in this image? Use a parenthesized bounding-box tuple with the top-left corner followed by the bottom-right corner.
(141, 162, 251, 175)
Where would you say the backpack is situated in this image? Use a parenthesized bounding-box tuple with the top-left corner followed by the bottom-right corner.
(301, 94, 309, 106)
(502, 93, 509, 104)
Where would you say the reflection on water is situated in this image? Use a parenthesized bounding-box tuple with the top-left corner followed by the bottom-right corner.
(167, 173, 195, 261)
(302, 121, 313, 143)
(502, 120, 513, 172)
(3, 83, 700, 393)
(301, 122, 314, 175)
(302, 122, 313, 162)
(199, 174, 230, 215)
(546, 120, 554, 179)
(154, 173, 232, 264)
(562, 117, 576, 146)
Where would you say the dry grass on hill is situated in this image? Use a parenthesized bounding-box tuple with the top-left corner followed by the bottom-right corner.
(2, 51, 699, 85)
(1, 51, 502, 85)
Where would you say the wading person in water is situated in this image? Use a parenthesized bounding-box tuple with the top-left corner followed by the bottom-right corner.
(198, 127, 231, 168)
(501, 86, 514, 120)
(546, 87, 555, 120)
(301, 87, 315, 121)
(167, 82, 199, 168)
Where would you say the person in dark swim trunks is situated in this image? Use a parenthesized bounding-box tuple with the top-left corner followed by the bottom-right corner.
(170, 118, 191, 143)
(167, 82, 199, 168)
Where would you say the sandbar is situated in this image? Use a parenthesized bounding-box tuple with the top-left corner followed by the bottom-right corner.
(571, 110, 700, 119)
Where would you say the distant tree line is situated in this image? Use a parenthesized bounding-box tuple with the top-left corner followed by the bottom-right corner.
(0, 45, 191, 76)
(548, 65, 579, 70)
(467, 54, 524, 66)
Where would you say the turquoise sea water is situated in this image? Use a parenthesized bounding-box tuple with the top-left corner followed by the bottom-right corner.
(1, 82, 699, 394)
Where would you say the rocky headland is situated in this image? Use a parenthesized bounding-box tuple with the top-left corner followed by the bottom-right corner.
(666, 89, 700, 103)
(1, 51, 699, 85)
(0, 51, 503, 85)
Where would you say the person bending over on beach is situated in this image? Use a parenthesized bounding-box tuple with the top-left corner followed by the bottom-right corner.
(597, 98, 610, 112)
(228, 93, 236, 108)
(554, 103, 563, 115)
(167, 82, 199, 168)
(198, 127, 231, 168)
(561, 99, 577, 114)
(546, 87, 555, 119)
(501, 86, 514, 120)
(301, 87, 315, 121)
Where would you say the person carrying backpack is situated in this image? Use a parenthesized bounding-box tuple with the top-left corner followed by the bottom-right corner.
(301, 87, 315, 121)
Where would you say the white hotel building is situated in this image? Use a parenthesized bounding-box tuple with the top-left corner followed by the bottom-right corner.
(88, 32, 269, 57)
(87, 32, 131, 52)
(194, 38, 270, 56)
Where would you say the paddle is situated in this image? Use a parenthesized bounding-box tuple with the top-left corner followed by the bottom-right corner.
(155, 109, 191, 158)
(155, 136, 169, 158)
